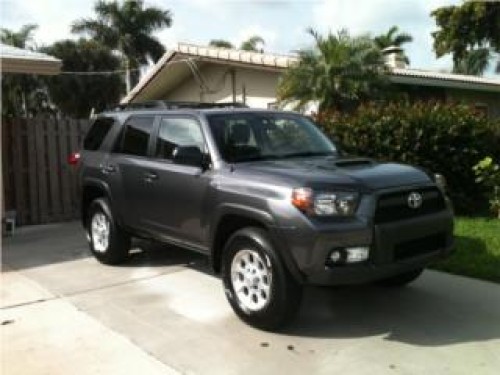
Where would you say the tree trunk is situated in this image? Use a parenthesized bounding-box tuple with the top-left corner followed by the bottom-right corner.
(125, 58, 131, 94)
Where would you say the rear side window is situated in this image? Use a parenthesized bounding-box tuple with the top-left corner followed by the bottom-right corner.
(83, 117, 114, 151)
(115, 116, 155, 156)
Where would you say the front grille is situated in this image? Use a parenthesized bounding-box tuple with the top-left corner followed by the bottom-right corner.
(394, 233, 446, 261)
(374, 187, 446, 224)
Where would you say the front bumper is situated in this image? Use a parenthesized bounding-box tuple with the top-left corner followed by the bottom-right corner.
(275, 209, 454, 286)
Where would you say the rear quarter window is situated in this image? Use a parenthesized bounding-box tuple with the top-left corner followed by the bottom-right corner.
(83, 117, 115, 151)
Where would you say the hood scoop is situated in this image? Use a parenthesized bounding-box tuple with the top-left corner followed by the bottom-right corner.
(333, 158, 374, 168)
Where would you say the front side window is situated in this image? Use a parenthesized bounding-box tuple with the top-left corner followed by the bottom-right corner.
(207, 113, 337, 162)
(155, 117, 205, 160)
(116, 116, 155, 156)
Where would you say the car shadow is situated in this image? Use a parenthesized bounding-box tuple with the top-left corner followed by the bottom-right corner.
(278, 281, 500, 346)
(122, 238, 208, 269)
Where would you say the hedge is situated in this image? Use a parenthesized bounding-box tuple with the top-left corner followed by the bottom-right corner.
(315, 101, 500, 214)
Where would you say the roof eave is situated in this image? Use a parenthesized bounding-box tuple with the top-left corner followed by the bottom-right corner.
(121, 49, 178, 104)
(0, 57, 62, 75)
(389, 73, 500, 93)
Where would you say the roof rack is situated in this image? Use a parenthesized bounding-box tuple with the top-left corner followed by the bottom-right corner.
(111, 100, 249, 111)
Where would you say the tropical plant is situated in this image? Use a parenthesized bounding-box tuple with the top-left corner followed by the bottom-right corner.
(1, 24, 46, 117)
(240, 35, 265, 52)
(1, 23, 38, 48)
(71, 0, 173, 91)
(43, 39, 124, 118)
(452, 48, 492, 76)
(431, 2, 500, 75)
(277, 28, 388, 112)
(473, 157, 500, 218)
(374, 25, 413, 64)
(209, 39, 234, 49)
(208, 35, 265, 52)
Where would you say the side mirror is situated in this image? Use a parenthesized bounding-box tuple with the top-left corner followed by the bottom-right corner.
(172, 146, 205, 167)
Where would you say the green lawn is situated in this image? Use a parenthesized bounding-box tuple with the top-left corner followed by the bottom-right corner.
(432, 217, 500, 283)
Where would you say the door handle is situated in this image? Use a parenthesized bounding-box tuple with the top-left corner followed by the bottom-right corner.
(144, 171, 158, 182)
(100, 164, 117, 174)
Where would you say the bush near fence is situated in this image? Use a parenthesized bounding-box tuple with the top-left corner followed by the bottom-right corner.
(315, 101, 500, 214)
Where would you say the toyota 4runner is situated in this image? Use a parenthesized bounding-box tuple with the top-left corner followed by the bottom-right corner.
(79, 101, 454, 330)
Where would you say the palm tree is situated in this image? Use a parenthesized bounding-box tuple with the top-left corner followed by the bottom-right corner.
(374, 26, 413, 64)
(1, 24, 42, 116)
(453, 48, 491, 76)
(1, 24, 38, 48)
(71, 0, 172, 92)
(209, 39, 234, 49)
(240, 36, 265, 52)
(208, 36, 265, 52)
(277, 29, 388, 112)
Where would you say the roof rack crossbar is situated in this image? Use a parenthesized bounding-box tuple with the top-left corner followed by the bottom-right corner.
(111, 100, 249, 111)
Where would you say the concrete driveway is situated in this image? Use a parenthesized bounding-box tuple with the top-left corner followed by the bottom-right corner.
(2, 222, 500, 375)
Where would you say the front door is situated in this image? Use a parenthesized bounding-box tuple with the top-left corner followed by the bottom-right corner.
(139, 115, 211, 247)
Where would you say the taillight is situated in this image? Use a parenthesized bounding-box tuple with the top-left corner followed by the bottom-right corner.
(68, 152, 81, 166)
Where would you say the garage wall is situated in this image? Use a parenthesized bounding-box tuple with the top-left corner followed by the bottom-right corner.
(164, 64, 281, 108)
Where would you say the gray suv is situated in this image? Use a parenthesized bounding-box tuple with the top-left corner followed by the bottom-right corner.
(79, 101, 454, 330)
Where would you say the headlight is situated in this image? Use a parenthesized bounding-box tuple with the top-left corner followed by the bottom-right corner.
(292, 188, 359, 216)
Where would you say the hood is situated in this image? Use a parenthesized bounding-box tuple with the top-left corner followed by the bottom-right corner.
(231, 157, 432, 191)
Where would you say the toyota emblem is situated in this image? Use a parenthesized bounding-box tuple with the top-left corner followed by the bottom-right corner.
(408, 192, 423, 209)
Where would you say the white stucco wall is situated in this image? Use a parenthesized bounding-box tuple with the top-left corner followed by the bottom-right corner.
(164, 64, 281, 108)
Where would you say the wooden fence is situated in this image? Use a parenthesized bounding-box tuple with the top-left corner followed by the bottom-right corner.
(2, 117, 89, 225)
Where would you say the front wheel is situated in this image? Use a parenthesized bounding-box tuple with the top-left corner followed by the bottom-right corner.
(87, 198, 130, 265)
(376, 268, 424, 287)
(222, 227, 302, 331)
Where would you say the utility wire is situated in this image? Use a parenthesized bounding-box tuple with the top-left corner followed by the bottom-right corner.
(59, 68, 141, 75)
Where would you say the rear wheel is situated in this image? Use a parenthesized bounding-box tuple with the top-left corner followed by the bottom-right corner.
(87, 198, 130, 265)
(376, 268, 424, 287)
(222, 227, 302, 331)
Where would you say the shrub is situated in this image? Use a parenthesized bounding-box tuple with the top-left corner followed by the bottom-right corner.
(315, 101, 500, 214)
(473, 157, 500, 218)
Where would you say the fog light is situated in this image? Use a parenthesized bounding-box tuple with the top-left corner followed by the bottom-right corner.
(345, 247, 369, 263)
(329, 250, 342, 263)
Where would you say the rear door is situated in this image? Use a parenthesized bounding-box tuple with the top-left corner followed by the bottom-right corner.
(138, 115, 211, 248)
(105, 115, 157, 230)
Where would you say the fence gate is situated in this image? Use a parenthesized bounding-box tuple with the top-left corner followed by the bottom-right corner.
(2, 116, 89, 226)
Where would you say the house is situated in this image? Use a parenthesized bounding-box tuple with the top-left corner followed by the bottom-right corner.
(122, 43, 500, 119)
(0, 43, 62, 75)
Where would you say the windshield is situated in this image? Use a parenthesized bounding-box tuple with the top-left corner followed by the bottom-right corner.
(207, 113, 337, 163)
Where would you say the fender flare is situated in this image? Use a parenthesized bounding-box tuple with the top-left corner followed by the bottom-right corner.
(209, 203, 304, 284)
(81, 178, 121, 226)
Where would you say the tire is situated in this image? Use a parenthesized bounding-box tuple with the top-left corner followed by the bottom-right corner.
(376, 268, 424, 287)
(87, 198, 130, 265)
(221, 227, 302, 331)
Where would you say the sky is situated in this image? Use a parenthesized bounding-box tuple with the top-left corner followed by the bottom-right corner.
(0, 0, 461, 71)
